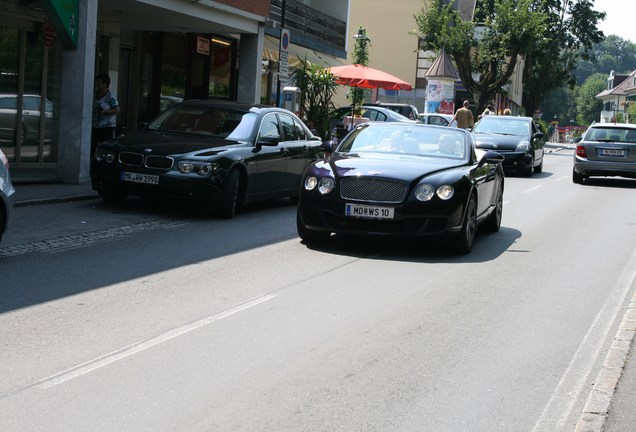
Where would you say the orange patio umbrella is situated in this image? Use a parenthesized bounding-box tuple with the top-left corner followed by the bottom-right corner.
(328, 64, 413, 91)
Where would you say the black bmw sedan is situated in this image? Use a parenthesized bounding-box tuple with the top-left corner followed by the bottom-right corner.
(297, 122, 505, 254)
(91, 100, 324, 218)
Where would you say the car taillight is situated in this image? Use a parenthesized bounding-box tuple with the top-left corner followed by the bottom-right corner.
(576, 145, 587, 158)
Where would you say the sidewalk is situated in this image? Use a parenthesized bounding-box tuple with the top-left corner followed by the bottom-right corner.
(11, 181, 98, 207)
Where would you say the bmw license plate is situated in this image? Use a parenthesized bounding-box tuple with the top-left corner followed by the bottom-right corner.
(598, 148, 626, 157)
(121, 171, 159, 185)
(345, 203, 394, 219)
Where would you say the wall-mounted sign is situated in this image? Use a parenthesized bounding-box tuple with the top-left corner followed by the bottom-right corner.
(39, 0, 78, 49)
(196, 36, 210, 56)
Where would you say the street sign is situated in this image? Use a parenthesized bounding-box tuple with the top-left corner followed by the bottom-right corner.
(39, 0, 78, 48)
(278, 29, 290, 79)
(279, 51, 289, 78)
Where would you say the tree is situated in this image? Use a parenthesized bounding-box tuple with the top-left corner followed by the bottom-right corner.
(415, 0, 547, 113)
(291, 58, 338, 140)
(573, 35, 636, 84)
(414, 0, 605, 115)
(523, 0, 605, 115)
(576, 73, 605, 125)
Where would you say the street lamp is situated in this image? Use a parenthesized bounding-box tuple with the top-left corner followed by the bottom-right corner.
(352, 27, 370, 67)
(351, 27, 370, 116)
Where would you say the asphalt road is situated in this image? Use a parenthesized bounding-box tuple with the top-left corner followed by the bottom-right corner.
(1, 147, 635, 431)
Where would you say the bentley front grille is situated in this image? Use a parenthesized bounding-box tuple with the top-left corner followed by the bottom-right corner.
(340, 177, 407, 203)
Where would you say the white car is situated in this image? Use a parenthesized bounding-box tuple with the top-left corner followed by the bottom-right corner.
(419, 113, 456, 127)
(0, 148, 15, 244)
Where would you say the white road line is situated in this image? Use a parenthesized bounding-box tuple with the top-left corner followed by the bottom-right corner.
(35, 294, 277, 389)
(531, 247, 636, 432)
(521, 185, 544, 195)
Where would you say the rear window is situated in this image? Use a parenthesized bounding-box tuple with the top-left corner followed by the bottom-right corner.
(585, 127, 636, 143)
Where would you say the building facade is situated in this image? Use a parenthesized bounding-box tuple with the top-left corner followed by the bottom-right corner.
(1, 0, 347, 183)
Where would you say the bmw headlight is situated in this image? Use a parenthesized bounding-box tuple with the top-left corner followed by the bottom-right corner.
(516, 141, 530, 152)
(95, 149, 116, 163)
(318, 177, 335, 194)
(177, 161, 217, 175)
(436, 185, 454, 200)
(415, 183, 435, 201)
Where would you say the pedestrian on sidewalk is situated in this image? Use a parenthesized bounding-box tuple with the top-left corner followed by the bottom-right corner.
(450, 100, 474, 129)
(92, 73, 120, 157)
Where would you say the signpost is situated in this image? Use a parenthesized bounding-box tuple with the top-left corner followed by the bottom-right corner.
(39, 0, 78, 48)
(279, 29, 289, 79)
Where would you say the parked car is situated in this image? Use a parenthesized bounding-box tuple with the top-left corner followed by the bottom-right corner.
(0, 94, 53, 145)
(573, 122, 636, 183)
(363, 102, 420, 120)
(419, 112, 456, 127)
(91, 100, 325, 218)
(472, 115, 545, 176)
(0, 147, 15, 244)
(331, 105, 418, 140)
(297, 122, 505, 254)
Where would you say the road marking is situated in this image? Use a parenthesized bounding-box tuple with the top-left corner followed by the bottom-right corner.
(531, 247, 636, 432)
(35, 294, 277, 389)
(521, 185, 543, 195)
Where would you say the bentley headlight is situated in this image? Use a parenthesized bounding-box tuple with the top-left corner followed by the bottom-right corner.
(318, 177, 335, 194)
(304, 176, 318, 190)
(516, 141, 530, 152)
(436, 184, 454, 200)
(415, 183, 435, 201)
(178, 161, 216, 175)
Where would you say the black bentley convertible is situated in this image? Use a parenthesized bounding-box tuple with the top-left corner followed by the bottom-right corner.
(296, 122, 505, 254)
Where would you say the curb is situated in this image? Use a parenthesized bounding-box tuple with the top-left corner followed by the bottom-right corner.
(574, 292, 636, 431)
(14, 193, 100, 208)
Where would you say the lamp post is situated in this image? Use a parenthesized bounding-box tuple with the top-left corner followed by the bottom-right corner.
(351, 27, 370, 116)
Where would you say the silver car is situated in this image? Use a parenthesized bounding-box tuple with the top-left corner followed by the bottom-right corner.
(573, 123, 636, 183)
(0, 148, 15, 243)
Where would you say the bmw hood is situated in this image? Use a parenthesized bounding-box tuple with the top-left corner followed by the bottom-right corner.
(473, 133, 527, 151)
(102, 131, 248, 155)
(323, 152, 465, 182)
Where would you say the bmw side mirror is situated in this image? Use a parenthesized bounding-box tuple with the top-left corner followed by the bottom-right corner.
(257, 136, 280, 147)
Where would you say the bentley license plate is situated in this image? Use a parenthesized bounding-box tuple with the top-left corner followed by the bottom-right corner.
(345, 203, 394, 219)
(121, 171, 159, 184)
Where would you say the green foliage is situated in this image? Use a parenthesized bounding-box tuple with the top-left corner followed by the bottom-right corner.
(628, 101, 636, 124)
(350, 27, 371, 116)
(291, 58, 338, 140)
(576, 73, 606, 125)
(573, 35, 636, 84)
(414, 0, 605, 115)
